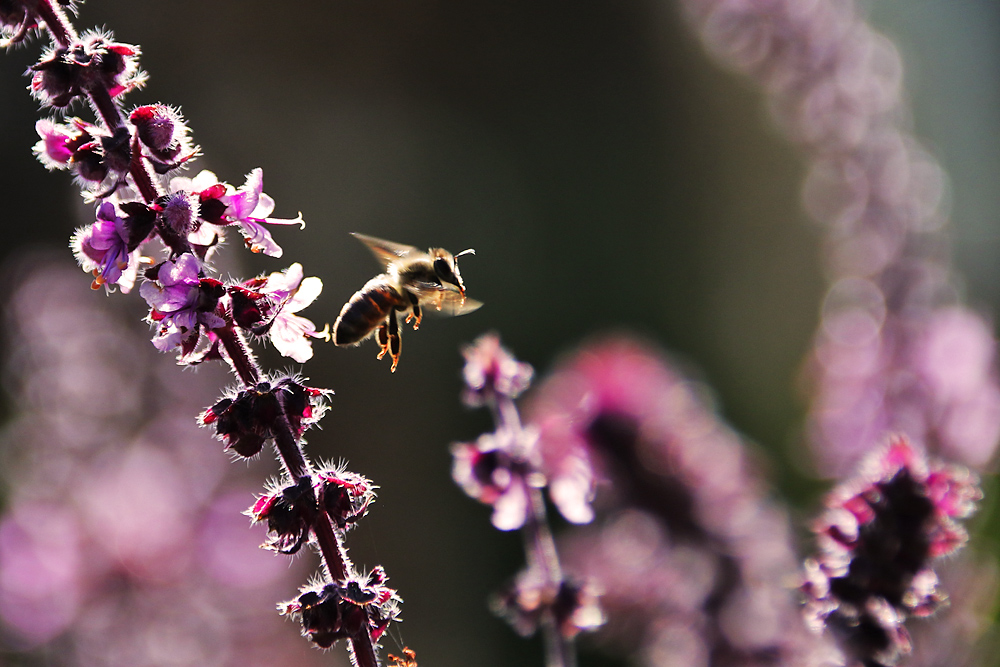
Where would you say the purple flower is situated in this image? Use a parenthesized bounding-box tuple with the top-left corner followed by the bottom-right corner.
(452, 431, 538, 531)
(140, 254, 227, 355)
(219, 168, 303, 258)
(461, 333, 534, 407)
(70, 201, 141, 293)
(803, 436, 981, 666)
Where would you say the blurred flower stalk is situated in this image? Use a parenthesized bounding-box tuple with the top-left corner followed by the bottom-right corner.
(677, 0, 1000, 661)
(1, 1, 399, 665)
(452, 334, 603, 667)
(451, 0, 999, 666)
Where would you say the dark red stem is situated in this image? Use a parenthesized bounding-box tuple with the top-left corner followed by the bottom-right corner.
(216, 325, 261, 388)
(35, 0, 75, 47)
(129, 134, 162, 203)
(87, 84, 125, 131)
(272, 405, 378, 666)
(350, 633, 380, 667)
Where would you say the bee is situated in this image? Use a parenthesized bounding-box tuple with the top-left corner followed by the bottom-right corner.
(333, 233, 481, 371)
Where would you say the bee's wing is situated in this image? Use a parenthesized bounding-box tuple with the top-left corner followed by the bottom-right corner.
(412, 286, 482, 317)
(351, 233, 425, 270)
(443, 296, 483, 316)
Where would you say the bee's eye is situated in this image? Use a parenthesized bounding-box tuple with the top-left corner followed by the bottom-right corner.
(434, 257, 457, 285)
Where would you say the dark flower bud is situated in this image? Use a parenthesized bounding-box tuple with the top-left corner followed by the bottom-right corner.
(201, 386, 277, 458)
(71, 141, 108, 182)
(200, 377, 329, 458)
(315, 467, 376, 530)
(130, 104, 197, 170)
(30, 30, 146, 108)
(274, 377, 327, 438)
(131, 104, 175, 152)
(248, 476, 317, 555)
(118, 201, 157, 251)
(228, 285, 270, 332)
(279, 567, 400, 649)
(0, 1, 37, 46)
(99, 125, 131, 175)
(196, 183, 228, 225)
(155, 190, 198, 239)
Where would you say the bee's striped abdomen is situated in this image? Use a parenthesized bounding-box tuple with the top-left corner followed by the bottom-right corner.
(333, 276, 407, 346)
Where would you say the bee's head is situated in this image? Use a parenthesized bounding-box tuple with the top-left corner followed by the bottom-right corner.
(432, 248, 475, 295)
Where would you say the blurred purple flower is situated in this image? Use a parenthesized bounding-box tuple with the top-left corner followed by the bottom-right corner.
(461, 332, 534, 407)
(526, 338, 831, 665)
(682, 0, 1000, 476)
(802, 436, 981, 666)
(452, 430, 537, 531)
(0, 259, 326, 666)
(455, 333, 604, 659)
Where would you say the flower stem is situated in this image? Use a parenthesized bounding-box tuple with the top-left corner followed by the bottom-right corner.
(272, 401, 379, 666)
(350, 633, 380, 667)
(498, 395, 575, 667)
(128, 134, 163, 203)
(35, 0, 76, 47)
(216, 325, 261, 387)
(88, 84, 125, 132)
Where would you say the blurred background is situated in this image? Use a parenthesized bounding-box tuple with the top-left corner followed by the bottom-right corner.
(0, 0, 998, 665)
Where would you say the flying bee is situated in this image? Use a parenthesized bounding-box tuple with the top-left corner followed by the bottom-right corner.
(333, 233, 481, 372)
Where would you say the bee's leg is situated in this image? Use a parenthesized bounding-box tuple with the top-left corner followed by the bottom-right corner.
(376, 319, 390, 360)
(405, 302, 422, 330)
(388, 310, 402, 372)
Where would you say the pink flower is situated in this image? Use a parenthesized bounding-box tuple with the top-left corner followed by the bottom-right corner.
(32, 118, 75, 169)
(220, 168, 304, 257)
(259, 263, 326, 363)
(461, 333, 534, 407)
(452, 430, 537, 531)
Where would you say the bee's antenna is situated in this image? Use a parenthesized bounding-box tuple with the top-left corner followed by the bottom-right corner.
(455, 248, 476, 258)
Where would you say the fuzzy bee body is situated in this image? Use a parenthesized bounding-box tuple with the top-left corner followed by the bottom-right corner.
(333, 276, 409, 346)
(333, 233, 480, 371)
